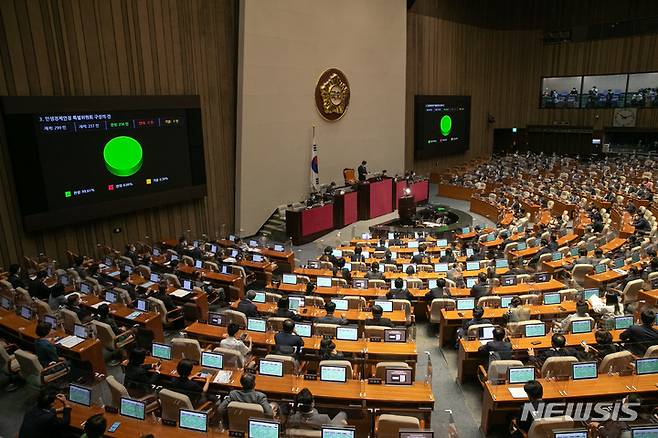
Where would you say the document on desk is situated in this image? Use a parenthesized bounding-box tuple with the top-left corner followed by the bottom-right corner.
(57, 336, 85, 349)
(140, 281, 154, 289)
(213, 370, 233, 384)
(613, 268, 627, 275)
(170, 289, 191, 298)
(90, 301, 111, 309)
(126, 311, 143, 320)
(108, 271, 121, 277)
(508, 387, 528, 399)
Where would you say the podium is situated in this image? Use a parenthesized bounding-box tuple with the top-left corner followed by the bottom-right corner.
(357, 177, 394, 220)
(394, 178, 430, 208)
(286, 203, 334, 245)
(333, 190, 358, 229)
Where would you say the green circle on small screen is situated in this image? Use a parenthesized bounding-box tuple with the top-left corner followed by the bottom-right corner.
(440, 115, 452, 136)
(103, 136, 143, 177)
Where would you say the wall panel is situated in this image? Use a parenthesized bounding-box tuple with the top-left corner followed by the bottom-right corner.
(0, 0, 237, 269)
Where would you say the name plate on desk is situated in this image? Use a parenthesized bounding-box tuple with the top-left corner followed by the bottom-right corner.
(322, 335, 334, 340)
(368, 377, 382, 384)
(304, 374, 318, 381)
(104, 406, 118, 414)
(369, 337, 382, 342)
(229, 432, 245, 438)
(162, 419, 177, 427)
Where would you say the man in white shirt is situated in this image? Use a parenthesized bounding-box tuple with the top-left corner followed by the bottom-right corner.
(220, 323, 252, 360)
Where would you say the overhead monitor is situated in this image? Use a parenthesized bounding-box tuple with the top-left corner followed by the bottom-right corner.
(414, 95, 471, 158)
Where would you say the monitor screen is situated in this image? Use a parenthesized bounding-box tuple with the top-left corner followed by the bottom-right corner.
(353, 279, 367, 289)
(150, 273, 160, 282)
(249, 240, 258, 248)
(282, 274, 297, 285)
(2, 96, 206, 231)
(554, 430, 588, 438)
(136, 299, 148, 312)
(384, 328, 407, 342)
(194, 260, 202, 269)
(501, 275, 517, 286)
(594, 264, 607, 274)
(631, 425, 658, 438)
(495, 259, 509, 269)
(516, 242, 527, 251)
(120, 397, 146, 420)
(253, 291, 266, 303)
(434, 263, 449, 273)
(569, 247, 579, 256)
(385, 368, 413, 385)
(428, 279, 438, 289)
(321, 425, 356, 438)
(332, 299, 349, 311)
(68, 384, 91, 406)
(248, 419, 280, 438)
(407, 241, 419, 249)
(247, 318, 267, 333)
(508, 366, 535, 384)
(636, 358, 658, 375)
(457, 298, 475, 311)
(552, 252, 563, 261)
(151, 342, 172, 360)
(535, 273, 550, 283)
(0, 296, 11, 310)
(317, 277, 333, 288)
(414, 95, 471, 158)
(19, 305, 33, 320)
(632, 252, 641, 263)
(336, 326, 359, 341)
(614, 316, 634, 330)
(183, 279, 193, 290)
(343, 263, 352, 272)
(59, 274, 70, 285)
(436, 239, 448, 247)
(259, 359, 284, 377)
(540, 76, 583, 108)
(105, 290, 117, 303)
(543, 293, 561, 305)
(273, 244, 285, 252)
(80, 282, 91, 294)
(486, 234, 495, 242)
(43, 314, 58, 329)
(288, 296, 305, 311)
(461, 227, 470, 234)
(208, 312, 224, 326)
(374, 300, 393, 313)
(295, 322, 312, 338)
(466, 261, 480, 271)
(200, 351, 223, 369)
(465, 278, 477, 288)
(572, 362, 597, 380)
(582, 288, 599, 300)
(524, 323, 546, 338)
(253, 254, 264, 263)
(153, 247, 161, 256)
(571, 319, 592, 334)
(332, 249, 343, 258)
(501, 296, 514, 308)
(399, 431, 435, 438)
(74, 324, 87, 339)
(178, 409, 207, 432)
(479, 326, 495, 340)
(613, 258, 624, 268)
(320, 365, 347, 382)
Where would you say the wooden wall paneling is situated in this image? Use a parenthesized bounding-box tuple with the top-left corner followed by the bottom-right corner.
(0, 0, 237, 269)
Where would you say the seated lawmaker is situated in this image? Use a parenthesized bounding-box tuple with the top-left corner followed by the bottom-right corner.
(236, 290, 259, 317)
(620, 309, 658, 356)
(124, 348, 161, 395)
(365, 262, 384, 280)
(558, 299, 589, 332)
(365, 304, 393, 327)
(527, 333, 579, 365)
(314, 302, 347, 325)
(511, 380, 543, 438)
(582, 330, 621, 361)
(217, 373, 274, 428)
(386, 278, 413, 301)
(286, 388, 347, 430)
(478, 326, 512, 363)
(34, 321, 59, 367)
(274, 319, 304, 356)
(168, 359, 211, 406)
(424, 278, 450, 303)
(8, 263, 25, 289)
(220, 323, 252, 361)
(18, 391, 72, 438)
(81, 413, 107, 438)
(152, 282, 177, 311)
(65, 293, 91, 323)
(275, 296, 301, 321)
(470, 272, 490, 301)
(457, 306, 491, 340)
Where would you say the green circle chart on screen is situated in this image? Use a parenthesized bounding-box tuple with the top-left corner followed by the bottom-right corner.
(440, 115, 452, 137)
(103, 136, 143, 177)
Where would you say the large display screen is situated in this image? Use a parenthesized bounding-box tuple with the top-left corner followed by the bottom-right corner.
(414, 95, 470, 158)
(540, 76, 583, 108)
(1, 96, 206, 231)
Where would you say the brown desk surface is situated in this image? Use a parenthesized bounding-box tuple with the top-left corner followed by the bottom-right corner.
(442, 301, 576, 323)
(184, 322, 417, 358)
(639, 289, 658, 305)
(0, 309, 106, 374)
(461, 329, 624, 353)
(144, 356, 434, 407)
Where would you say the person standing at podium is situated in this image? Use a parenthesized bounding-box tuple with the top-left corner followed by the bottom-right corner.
(358, 160, 368, 182)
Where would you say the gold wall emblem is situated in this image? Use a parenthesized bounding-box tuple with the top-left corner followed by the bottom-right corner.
(315, 68, 350, 121)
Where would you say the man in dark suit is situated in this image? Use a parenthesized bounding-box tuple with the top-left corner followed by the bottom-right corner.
(365, 262, 384, 280)
(424, 278, 449, 303)
(18, 390, 72, 438)
(236, 290, 259, 317)
(314, 302, 347, 325)
(217, 373, 274, 427)
(274, 319, 304, 356)
(8, 263, 25, 289)
(286, 388, 347, 430)
(528, 333, 579, 365)
(168, 359, 211, 406)
(28, 270, 51, 300)
(357, 161, 368, 182)
(620, 310, 658, 355)
(152, 283, 177, 312)
(411, 244, 428, 264)
(439, 248, 456, 263)
(470, 272, 490, 301)
(478, 327, 512, 362)
(386, 278, 413, 301)
(512, 380, 543, 437)
(528, 239, 552, 266)
(364, 305, 393, 327)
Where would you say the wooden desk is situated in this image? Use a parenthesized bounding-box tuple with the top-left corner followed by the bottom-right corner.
(79, 295, 164, 342)
(0, 309, 106, 375)
(175, 265, 244, 299)
(639, 289, 658, 306)
(599, 237, 626, 254)
(481, 374, 658, 434)
(238, 259, 275, 285)
(229, 302, 409, 325)
(260, 248, 295, 273)
(492, 279, 566, 296)
(457, 330, 624, 382)
(438, 302, 576, 347)
(184, 322, 418, 363)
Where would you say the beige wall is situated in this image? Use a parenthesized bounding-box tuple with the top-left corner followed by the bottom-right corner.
(236, 0, 407, 236)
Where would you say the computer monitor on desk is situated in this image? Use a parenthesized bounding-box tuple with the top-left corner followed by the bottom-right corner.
(68, 384, 91, 406)
(508, 366, 535, 384)
(636, 358, 658, 375)
(317, 276, 333, 288)
(120, 397, 145, 420)
(248, 419, 280, 438)
(543, 293, 561, 305)
(374, 300, 393, 312)
(295, 322, 312, 338)
(332, 298, 349, 311)
(321, 425, 356, 438)
(524, 323, 546, 338)
(259, 359, 284, 377)
(553, 430, 588, 438)
(151, 342, 172, 360)
(399, 431, 434, 438)
(385, 368, 412, 385)
(247, 318, 267, 333)
(630, 425, 658, 438)
(320, 365, 347, 383)
(179, 409, 207, 433)
(456, 298, 475, 311)
(465, 278, 477, 288)
(570, 319, 592, 334)
(200, 351, 223, 370)
(336, 326, 358, 341)
(572, 362, 597, 380)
